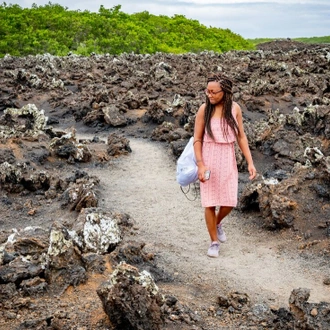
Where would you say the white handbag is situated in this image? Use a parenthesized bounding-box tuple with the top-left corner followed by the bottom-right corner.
(176, 137, 198, 187)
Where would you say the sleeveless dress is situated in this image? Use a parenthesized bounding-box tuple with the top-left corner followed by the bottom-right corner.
(200, 111, 238, 208)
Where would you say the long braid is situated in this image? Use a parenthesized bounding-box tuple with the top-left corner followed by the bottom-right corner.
(204, 73, 239, 141)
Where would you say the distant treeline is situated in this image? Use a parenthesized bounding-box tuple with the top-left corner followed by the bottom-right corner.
(248, 36, 330, 46)
(0, 2, 255, 57)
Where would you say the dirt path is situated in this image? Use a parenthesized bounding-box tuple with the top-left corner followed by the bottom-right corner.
(85, 137, 330, 309)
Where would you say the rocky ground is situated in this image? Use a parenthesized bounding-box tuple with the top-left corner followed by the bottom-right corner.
(0, 40, 330, 329)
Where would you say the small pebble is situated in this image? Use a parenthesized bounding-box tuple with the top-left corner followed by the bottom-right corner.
(310, 308, 318, 316)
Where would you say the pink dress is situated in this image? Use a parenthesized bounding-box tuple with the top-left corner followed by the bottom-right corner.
(200, 113, 238, 208)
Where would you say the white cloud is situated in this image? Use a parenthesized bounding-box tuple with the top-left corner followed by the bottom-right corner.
(180, 0, 328, 3)
(181, 2, 330, 38)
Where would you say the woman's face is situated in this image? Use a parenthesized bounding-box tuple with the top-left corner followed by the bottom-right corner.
(205, 81, 224, 104)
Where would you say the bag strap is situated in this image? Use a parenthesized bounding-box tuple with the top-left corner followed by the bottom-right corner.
(180, 183, 198, 201)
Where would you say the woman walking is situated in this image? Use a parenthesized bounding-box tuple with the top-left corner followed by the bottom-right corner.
(193, 73, 256, 257)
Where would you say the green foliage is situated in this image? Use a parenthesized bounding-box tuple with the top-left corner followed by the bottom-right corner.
(0, 2, 257, 57)
(294, 36, 330, 44)
(2, 2, 329, 57)
(248, 36, 330, 47)
(247, 38, 274, 47)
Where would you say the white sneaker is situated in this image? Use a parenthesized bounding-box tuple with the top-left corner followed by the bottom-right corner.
(217, 224, 227, 243)
(207, 242, 220, 258)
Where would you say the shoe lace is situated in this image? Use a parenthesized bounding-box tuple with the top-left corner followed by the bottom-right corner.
(210, 243, 219, 250)
(217, 226, 223, 234)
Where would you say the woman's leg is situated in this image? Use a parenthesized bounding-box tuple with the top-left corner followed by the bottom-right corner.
(216, 206, 233, 225)
(205, 206, 218, 242)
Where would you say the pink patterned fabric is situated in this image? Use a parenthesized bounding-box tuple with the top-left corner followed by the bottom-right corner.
(200, 115, 238, 207)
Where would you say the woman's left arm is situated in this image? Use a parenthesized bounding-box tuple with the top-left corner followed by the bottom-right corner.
(234, 102, 257, 180)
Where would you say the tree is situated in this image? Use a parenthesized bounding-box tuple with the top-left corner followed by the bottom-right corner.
(0, 3, 255, 57)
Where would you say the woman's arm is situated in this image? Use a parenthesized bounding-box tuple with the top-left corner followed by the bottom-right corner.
(234, 102, 257, 180)
(194, 104, 207, 182)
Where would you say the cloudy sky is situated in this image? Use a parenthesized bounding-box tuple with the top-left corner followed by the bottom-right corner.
(6, 0, 330, 39)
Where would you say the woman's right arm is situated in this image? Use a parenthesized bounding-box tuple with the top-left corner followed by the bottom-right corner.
(194, 104, 207, 182)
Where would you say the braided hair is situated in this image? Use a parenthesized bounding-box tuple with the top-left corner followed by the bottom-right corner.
(204, 73, 239, 141)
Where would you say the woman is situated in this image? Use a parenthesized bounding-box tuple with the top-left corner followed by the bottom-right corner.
(193, 73, 256, 258)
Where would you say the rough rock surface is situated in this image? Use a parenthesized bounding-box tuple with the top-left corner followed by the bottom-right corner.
(0, 40, 330, 329)
(97, 262, 165, 330)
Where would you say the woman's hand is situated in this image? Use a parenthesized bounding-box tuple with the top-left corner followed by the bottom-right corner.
(248, 164, 257, 180)
(197, 164, 208, 182)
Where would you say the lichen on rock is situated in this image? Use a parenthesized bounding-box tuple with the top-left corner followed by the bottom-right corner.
(71, 207, 122, 254)
(1, 104, 48, 138)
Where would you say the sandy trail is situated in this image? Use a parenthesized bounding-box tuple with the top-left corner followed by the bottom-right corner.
(84, 137, 330, 308)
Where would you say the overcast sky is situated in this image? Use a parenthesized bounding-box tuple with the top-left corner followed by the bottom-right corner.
(6, 0, 330, 39)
